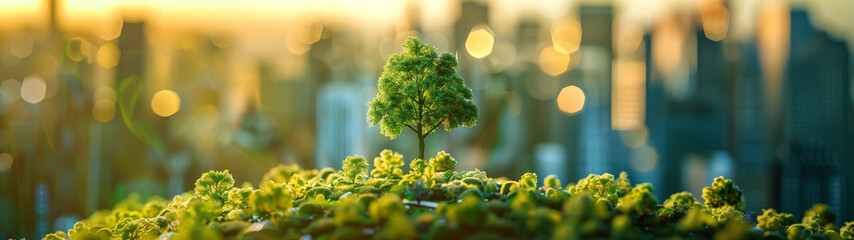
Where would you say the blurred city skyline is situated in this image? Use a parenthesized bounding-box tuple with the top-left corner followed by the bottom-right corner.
(1, 0, 853, 239)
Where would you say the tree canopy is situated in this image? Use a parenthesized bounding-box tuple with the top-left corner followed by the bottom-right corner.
(367, 36, 478, 160)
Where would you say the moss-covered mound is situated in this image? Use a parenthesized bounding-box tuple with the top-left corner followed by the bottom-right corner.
(44, 150, 854, 240)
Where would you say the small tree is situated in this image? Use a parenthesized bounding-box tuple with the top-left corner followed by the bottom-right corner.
(368, 36, 479, 160)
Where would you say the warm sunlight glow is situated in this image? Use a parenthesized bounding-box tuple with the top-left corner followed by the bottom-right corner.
(9, 33, 34, 58)
(96, 13, 124, 41)
(93, 99, 116, 123)
(295, 17, 324, 45)
(151, 90, 181, 117)
(551, 17, 582, 54)
(701, 0, 730, 41)
(652, 16, 683, 76)
(96, 43, 121, 69)
(465, 27, 495, 59)
(20, 75, 46, 104)
(556, 85, 585, 115)
(539, 46, 571, 76)
(612, 59, 646, 130)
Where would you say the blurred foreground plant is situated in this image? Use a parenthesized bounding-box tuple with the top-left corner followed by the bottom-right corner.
(44, 150, 854, 240)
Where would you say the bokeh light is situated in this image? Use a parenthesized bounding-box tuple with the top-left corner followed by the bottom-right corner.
(619, 126, 649, 149)
(0, 153, 12, 172)
(295, 17, 323, 45)
(556, 85, 585, 115)
(701, 0, 730, 41)
(758, 2, 790, 118)
(465, 26, 495, 59)
(652, 16, 684, 76)
(93, 99, 115, 123)
(286, 29, 312, 55)
(96, 43, 121, 69)
(551, 17, 582, 54)
(151, 90, 181, 117)
(1, 79, 21, 103)
(9, 33, 34, 58)
(539, 46, 571, 76)
(210, 35, 232, 49)
(20, 75, 46, 104)
(66, 37, 93, 62)
(94, 86, 116, 102)
(630, 145, 658, 172)
(96, 13, 124, 41)
(93, 86, 116, 123)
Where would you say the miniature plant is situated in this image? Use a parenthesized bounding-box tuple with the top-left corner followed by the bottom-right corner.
(543, 175, 560, 188)
(367, 36, 479, 160)
(701, 176, 745, 211)
(519, 172, 538, 190)
(400, 158, 436, 187)
(803, 203, 837, 230)
(616, 171, 632, 196)
(757, 208, 795, 231)
(841, 221, 854, 239)
(44, 153, 854, 240)
(569, 173, 619, 204)
(617, 183, 658, 215)
(371, 149, 405, 179)
(428, 151, 456, 172)
(193, 170, 235, 203)
(341, 155, 369, 184)
(659, 191, 695, 222)
(250, 180, 294, 219)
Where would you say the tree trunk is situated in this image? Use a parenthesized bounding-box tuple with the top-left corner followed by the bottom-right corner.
(418, 135, 425, 160)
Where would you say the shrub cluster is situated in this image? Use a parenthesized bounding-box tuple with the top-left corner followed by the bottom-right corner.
(44, 150, 854, 240)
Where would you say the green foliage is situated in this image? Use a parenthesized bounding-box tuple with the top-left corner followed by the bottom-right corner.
(787, 223, 812, 240)
(500, 181, 520, 195)
(446, 193, 488, 229)
(194, 170, 235, 203)
(428, 151, 456, 172)
(48, 152, 854, 240)
(543, 175, 560, 189)
(701, 176, 745, 211)
(569, 173, 619, 204)
(519, 172, 538, 190)
(841, 221, 854, 239)
(400, 158, 436, 188)
(372, 149, 406, 178)
(68, 222, 111, 240)
(369, 194, 406, 224)
(616, 182, 658, 215)
(42, 231, 66, 240)
(111, 216, 167, 239)
(704, 205, 744, 223)
(664, 191, 695, 208)
(616, 171, 632, 196)
(802, 214, 823, 233)
(250, 180, 294, 219)
(804, 203, 837, 230)
(341, 155, 369, 184)
(757, 208, 796, 231)
(659, 191, 695, 222)
(224, 187, 256, 213)
(367, 37, 478, 160)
